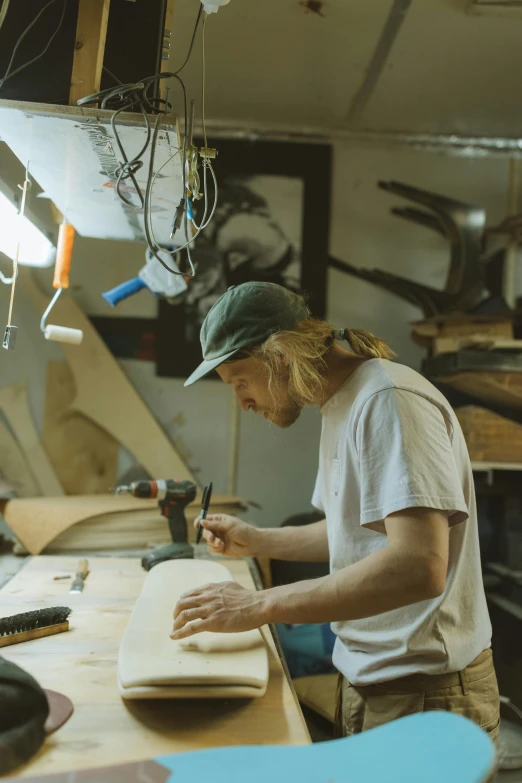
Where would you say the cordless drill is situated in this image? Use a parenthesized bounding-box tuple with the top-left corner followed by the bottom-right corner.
(116, 479, 197, 571)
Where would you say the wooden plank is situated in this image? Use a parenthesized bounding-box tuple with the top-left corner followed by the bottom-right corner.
(411, 318, 513, 349)
(160, 0, 176, 92)
(438, 371, 522, 411)
(434, 336, 522, 355)
(0, 556, 310, 776)
(42, 361, 118, 496)
(19, 270, 198, 486)
(456, 406, 522, 463)
(471, 460, 522, 472)
(0, 420, 41, 498)
(69, 0, 111, 106)
(0, 383, 64, 497)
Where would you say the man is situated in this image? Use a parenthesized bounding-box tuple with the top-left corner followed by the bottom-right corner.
(171, 281, 500, 740)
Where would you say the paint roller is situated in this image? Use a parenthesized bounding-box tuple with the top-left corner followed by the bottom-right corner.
(40, 221, 83, 345)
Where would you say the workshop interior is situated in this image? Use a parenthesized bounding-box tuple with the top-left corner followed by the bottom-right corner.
(0, 0, 522, 780)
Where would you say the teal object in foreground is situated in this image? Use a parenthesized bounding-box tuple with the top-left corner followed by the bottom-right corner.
(156, 712, 495, 783)
(9, 711, 496, 783)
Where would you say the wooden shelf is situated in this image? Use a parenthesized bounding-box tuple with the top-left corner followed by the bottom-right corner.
(471, 461, 522, 472)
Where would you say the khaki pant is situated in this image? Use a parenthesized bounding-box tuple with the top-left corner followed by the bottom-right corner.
(335, 649, 500, 742)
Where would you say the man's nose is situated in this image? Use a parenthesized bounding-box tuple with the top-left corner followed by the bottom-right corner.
(236, 391, 252, 413)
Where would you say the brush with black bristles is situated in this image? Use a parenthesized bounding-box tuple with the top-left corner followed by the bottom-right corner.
(0, 607, 71, 648)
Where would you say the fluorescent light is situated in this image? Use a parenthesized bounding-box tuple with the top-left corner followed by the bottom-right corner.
(0, 190, 55, 267)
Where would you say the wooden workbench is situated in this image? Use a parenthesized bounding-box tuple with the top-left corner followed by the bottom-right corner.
(0, 556, 310, 777)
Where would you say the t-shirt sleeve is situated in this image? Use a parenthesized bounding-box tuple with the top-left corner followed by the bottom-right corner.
(356, 388, 469, 533)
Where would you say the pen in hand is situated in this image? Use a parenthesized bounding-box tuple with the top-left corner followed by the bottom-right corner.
(196, 482, 213, 545)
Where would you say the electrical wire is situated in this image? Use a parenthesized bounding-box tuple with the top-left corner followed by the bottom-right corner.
(76, 3, 209, 277)
(0, 0, 10, 32)
(0, 0, 66, 90)
(202, 13, 208, 148)
(102, 66, 123, 86)
(6, 175, 30, 327)
(175, 4, 203, 76)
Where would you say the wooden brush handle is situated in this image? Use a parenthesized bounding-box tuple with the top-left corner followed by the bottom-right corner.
(0, 621, 69, 648)
(77, 559, 89, 578)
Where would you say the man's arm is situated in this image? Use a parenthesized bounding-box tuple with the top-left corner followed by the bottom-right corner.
(171, 508, 449, 638)
(257, 519, 329, 562)
(197, 515, 329, 562)
(264, 508, 449, 624)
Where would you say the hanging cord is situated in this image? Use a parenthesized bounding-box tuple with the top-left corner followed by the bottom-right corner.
(0, 0, 67, 90)
(6, 175, 30, 328)
(0, 0, 10, 32)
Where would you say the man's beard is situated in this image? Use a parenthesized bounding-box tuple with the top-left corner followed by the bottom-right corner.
(265, 402, 302, 429)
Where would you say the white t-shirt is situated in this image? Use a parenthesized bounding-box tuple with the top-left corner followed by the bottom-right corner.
(312, 358, 491, 686)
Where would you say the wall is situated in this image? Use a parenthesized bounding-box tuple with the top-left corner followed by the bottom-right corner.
(0, 141, 518, 534)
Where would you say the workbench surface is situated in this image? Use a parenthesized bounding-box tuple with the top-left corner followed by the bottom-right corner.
(0, 556, 310, 777)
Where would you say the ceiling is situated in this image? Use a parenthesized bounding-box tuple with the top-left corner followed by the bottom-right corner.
(168, 0, 522, 138)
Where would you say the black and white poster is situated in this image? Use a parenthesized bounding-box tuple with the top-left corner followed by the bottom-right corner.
(157, 140, 331, 378)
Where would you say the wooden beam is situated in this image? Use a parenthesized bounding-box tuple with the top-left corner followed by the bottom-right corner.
(69, 0, 111, 106)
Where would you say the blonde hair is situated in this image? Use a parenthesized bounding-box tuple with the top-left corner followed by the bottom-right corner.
(237, 318, 395, 408)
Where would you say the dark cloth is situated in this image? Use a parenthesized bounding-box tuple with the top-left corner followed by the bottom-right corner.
(0, 656, 49, 775)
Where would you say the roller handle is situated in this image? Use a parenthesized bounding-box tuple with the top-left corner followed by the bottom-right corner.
(53, 223, 75, 290)
(102, 277, 147, 307)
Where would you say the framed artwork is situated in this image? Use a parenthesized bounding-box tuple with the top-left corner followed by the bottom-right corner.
(156, 139, 332, 378)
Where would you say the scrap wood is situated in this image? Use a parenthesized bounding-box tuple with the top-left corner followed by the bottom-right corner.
(456, 406, 522, 463)
(42, 361, 118, 495)
(0, 381, 64, 496)
(19, 269, 197, 485)
(3, 494, 248, 555)
(0, 419, 41, 498)
(411, 316, 513, 348)
(436, 371, 522, 411)
(433, 336, 522, 356)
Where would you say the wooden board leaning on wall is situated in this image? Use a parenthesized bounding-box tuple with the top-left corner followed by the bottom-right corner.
(42, 361, 118, 495)
(19, 269, 197, 486)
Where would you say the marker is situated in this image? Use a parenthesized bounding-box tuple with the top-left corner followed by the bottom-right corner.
(196, 482, 213, 544)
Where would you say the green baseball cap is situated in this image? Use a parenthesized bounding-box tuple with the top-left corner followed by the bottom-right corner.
(184, 282, 309, 386)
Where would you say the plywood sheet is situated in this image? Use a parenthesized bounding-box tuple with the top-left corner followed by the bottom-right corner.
(20, 270, 197, 485)
(3, 494, 248, 555)
(42, 361, 118, 495)
(118, 560, 268, 699)
(0, 382, 64, 497)
(0, 556, 309, 776)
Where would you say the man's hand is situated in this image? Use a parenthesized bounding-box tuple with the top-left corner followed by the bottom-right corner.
(194, 514, 262, 558)
(170, 581, 268, 639)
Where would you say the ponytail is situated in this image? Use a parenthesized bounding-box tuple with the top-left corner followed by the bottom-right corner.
(341, 327, 396, 360)
(238, 318, 396, 409)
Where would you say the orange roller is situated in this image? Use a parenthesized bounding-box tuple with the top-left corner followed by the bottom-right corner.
(53, 222, 75, 290)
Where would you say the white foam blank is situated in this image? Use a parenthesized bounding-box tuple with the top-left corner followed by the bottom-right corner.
(118, 560, 269, 700)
